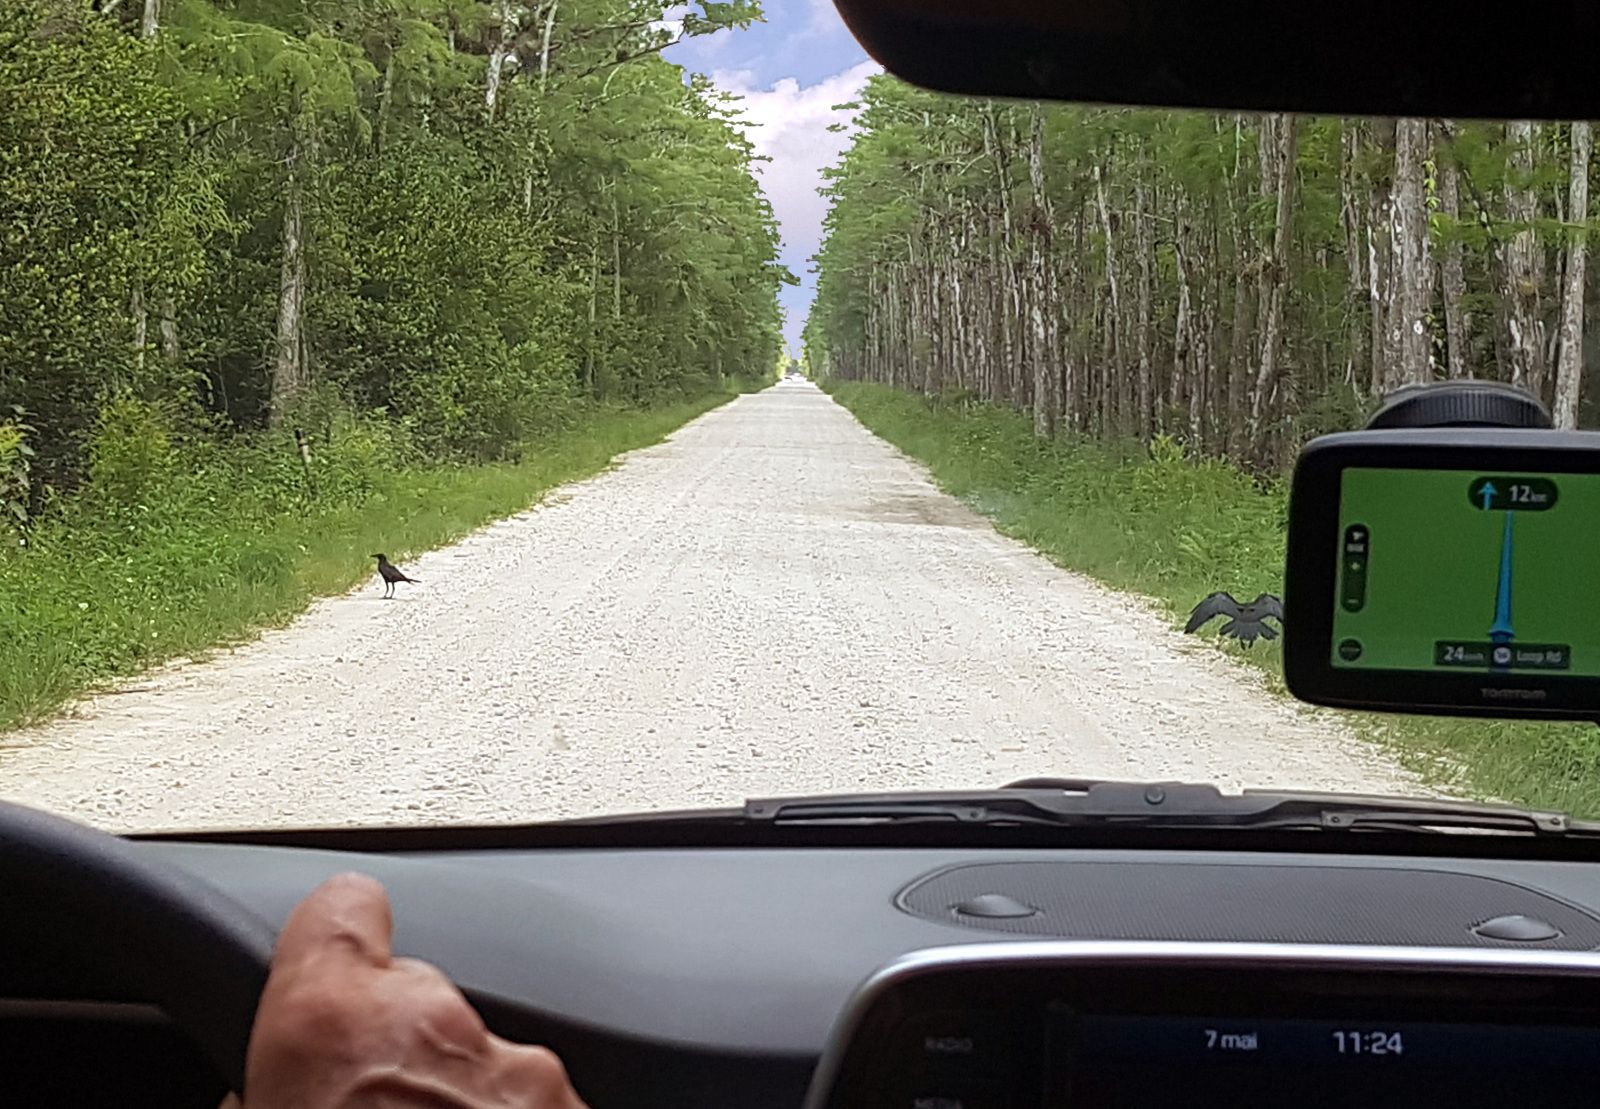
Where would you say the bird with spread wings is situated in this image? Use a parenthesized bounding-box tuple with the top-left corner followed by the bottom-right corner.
(1184, 592, 1284, 646)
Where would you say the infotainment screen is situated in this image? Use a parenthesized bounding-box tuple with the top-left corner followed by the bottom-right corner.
(1057, 1012, 1600, 1105)
(1330, 468, 1600, 678)
(804, 947, 1600, 1109)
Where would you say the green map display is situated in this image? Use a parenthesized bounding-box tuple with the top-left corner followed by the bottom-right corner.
(1333, 468, 1600, 676)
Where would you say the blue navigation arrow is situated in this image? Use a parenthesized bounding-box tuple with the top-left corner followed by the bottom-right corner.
(1478, 481, 1499, 511)
(1489, 511, 1516, 643)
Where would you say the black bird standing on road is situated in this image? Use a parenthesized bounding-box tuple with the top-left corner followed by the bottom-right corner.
(1185, 592, 1283, 646)
(372, 554, 418, 599)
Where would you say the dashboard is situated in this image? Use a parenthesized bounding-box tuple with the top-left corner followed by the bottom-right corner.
(11, 839, 1600, 1107)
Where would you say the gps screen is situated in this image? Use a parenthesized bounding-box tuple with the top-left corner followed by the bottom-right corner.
(1332, 468, 1600, 677)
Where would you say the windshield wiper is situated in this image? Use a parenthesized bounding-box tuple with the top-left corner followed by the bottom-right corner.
(742, 778, 1595, 837)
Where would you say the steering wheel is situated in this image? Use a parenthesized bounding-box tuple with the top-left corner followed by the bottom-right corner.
(0, 800, 275, 1096)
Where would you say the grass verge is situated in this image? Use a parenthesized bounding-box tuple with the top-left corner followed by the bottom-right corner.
(0, 392, 736, 734)
(828, 380, 1600, 817)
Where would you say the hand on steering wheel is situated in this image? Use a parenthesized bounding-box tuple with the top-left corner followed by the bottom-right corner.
(224, 874, 589, 1109)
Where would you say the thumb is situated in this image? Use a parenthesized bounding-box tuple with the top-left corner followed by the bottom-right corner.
(271, 873, 395, 972)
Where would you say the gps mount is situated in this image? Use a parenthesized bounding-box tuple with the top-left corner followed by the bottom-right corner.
(1367, 380, 1554, 431)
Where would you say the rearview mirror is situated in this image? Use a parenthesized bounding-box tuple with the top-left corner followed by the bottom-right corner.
(831, 0, 1600, 118)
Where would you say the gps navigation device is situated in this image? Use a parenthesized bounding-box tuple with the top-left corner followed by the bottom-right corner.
(1284, 428, 1600, 721)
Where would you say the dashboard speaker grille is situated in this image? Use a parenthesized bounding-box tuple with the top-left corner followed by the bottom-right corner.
(897, 862, 1600, 949)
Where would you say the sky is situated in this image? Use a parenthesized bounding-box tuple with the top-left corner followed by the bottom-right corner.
(665, 2, 879, 356)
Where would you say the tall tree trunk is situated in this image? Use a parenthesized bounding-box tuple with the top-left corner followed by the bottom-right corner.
(1503, 120, 1546, 395)
(950, 214, 969, 391)
(270, 136, 308, 425)
(1436, 138, 1471, 379)
(919, 227, 939, 393)
(964, 214, 987, 397)
(1367, 119, 1396, 394)
(984, 215, 1007, 403)
(1134, 180, 1155, 440)
(1339, 120, 1367, 385)
(539, 2, 559, 91)
(1205, 208, 1226, 451)
(907, 239, 927, 394)
(1186, 226, 1212, 450)
(1065, 205, 1088, 430)
(1225, 252, 1251, 452)
(1160, 189, 1180, 424)
(1091, 160, 1122, 433)
(920, 248, 935, 396)
(1388, 117, 1433, 388)
(610, 192, 622, 321)
(887, 263, 902, 388)
(877, 264, 889, 386)
(1172, 226, 1193, 439)
(1547, 169, 1566, 376)
(1553, 121, 1591, 429)
(585, 240, 598, 393)
(131, 282, 148, 372)
(864, 267, 878, 382)
(1224, 124, 1253, 456)
(376, 52, 396, 154)
(1248, 114, 1299, 454)
(485, 0, 513, 121)
(158, 290, 179, 364)
(982, 108, 1019, 407)
(1026, 107, 1056, 437)
(140, 0, 181, 367)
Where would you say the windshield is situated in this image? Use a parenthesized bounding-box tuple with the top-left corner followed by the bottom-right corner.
(1, 0, 1596, 833)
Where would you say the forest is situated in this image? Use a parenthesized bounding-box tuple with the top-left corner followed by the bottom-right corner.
(808, 79, 1597, 469)
(0, 0, 787, 727)
(1, 0, 786, 512)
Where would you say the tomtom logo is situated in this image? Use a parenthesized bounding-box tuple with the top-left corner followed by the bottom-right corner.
(1480, 687, 1548, 701)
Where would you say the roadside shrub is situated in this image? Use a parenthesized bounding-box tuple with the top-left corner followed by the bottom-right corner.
(85, 396, 176, 514)
(0, 411, 35, 535)
(314, 416, 410, 501)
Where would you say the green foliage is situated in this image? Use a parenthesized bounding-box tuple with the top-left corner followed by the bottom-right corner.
(0, 409, 35, 533)
(2, 0, 782, 481)
(0, 0, 193, 485)
(832, 380, 1600, 818)
(85, 396, 177, 514)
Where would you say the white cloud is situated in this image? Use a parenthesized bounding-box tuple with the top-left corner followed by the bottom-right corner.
(681, 28, 734, 61)
(804, 0, 843, 37)
(712, 59, 880, 344)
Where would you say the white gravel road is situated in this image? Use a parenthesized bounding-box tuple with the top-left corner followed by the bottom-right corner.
(0, 382, 1417, 832)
